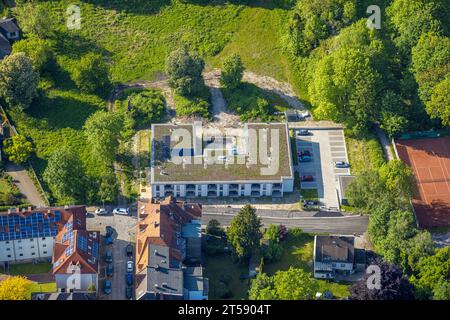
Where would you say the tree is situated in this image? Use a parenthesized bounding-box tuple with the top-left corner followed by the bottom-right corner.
(379, 160, 415, 198)
(166, 47, 205, 96)
(0, 53, 39, 109)
(0, 276, 31, 300)
(3, 135, 33, 164)
(433, 280, 450, 300)
(206, 219, 224, 237)
(97, 173, 118, 204)
(249, 268, 318, 300)
(83, 111, 123, 167)
(15, 1, 55, 39)
(349, 260, 415, 300)
(227, 205, 262, 260)
(387, 0, 443, 55)
(220, 53, 244, 89)
(411, 32, 450, 105)
(380, 91, 408, 138)
(345, 170, 386, 210)
(127, 89, 166, 128)
(12, 37, 54, 72)
(412, 247, 450, 299)
(73, 53, 110, 94)
(426, 76, 450, 126)
(43, 148, 86, 203)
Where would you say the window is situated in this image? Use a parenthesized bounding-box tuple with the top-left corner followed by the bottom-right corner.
(6, 248, 10, 251)
(341, 264, 345, 268)
(31, 253, 35, 256)
(42, 237, 46, 240)
(19, 254, 23, 257)
(43, 244, 47, 248)
(18, 246, 23, 250)
(18, 240, 22, 243)
(7, 255, 11, 258)
(43, 251, 47, 254)
(30, 238, 34, 242)
(6, 241, 9, 244)
(31, 246, 35, 249)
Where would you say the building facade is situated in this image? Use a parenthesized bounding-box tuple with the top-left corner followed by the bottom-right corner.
(313, 236, 356, 279)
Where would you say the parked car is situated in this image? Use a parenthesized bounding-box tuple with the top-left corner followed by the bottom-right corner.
(105, 235, 113, 245)
(95, 208, 108, 216)
(126, 260, 133, 273)
(105, 226, 113, 237)
(296, 129, 310, 136)
(125, 286, 133, 300)
(298, 111, 310, 119)
(299, 155, 312, 162)
(298, 150, 311, 157)
(113, 207, 129, 216)
(334, 161, 350, 168)
(105, 250, 113, 263)
(301, 175, 314, 182)
(106, 263, 114, 277)
(126, 244, 133, 257)
(303, 200, 319, 206)
(103, 280, 112, 295)
(126, 272, 133, 286)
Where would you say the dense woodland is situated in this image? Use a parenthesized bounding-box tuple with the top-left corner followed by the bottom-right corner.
(0, 0, 448, 300)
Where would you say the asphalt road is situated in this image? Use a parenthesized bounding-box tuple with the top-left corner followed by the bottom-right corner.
(202, 212, 369, 235)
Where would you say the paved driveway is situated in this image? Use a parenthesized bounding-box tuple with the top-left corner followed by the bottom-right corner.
(295, 129, 350, 210)
(86, 207, 137, 300)
(5, 163, 46, 207)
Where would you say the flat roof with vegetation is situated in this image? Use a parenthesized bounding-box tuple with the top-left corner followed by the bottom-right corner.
(151, 123, 293, 183)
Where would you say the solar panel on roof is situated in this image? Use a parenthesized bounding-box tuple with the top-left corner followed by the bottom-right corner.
(78, 235, 88, 252)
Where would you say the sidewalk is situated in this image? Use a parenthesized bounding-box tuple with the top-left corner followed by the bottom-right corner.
(4, 163, 46, 207)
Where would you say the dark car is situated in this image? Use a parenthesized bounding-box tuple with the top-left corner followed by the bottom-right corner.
(298, 150, 311, 157)
(105, 250, 113, 263)
(126, 244, 133, 257)
(106, 226, 114, 237)
(125, 287, 133, 300)
(105, 235, 113, 245)
(299, 155, 312, 162)
(303, 200, 319, 207)
(301, 175, 314, 182)
(103, 280, 112, 295)
(106, 263, 114, 277)
(296, 129, 310, 136)
(126, 272, 133, 286)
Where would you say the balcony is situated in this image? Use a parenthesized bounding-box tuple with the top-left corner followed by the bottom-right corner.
(207, 190, 217, 197)
(272, 190, 282, 197)
(229, 190, 239, 197)
(186, 191, 196, 197)
(207, 184, 217, 190)
(251, 184, 261, 190)
(273, 183, 282, 190)
(164, 184, 173, 191)
(251, 190, 261, 197)
(164, 191, 174, 197)
(186, 184, 196, 191)
(229, 184, 239, 190)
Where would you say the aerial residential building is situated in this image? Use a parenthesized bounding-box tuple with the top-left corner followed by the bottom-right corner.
(313, 235, 365, 279)
(150, 122, 294, 199)
(0, 205, 99, 292)
(0, 17, 19, 59)
(135, 196, 208, 300)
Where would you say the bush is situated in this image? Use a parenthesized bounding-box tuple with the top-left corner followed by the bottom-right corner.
(125, 89, 165, 129)
(174, 85, 210, 118)
(72, 53, 110, 94)
(206, 219, 225, 237)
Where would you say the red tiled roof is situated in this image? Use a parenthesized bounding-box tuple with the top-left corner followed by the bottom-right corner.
(136, 197, 201, 273)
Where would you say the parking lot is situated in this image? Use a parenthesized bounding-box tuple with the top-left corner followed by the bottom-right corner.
(295, 128, 350, 210)
(86, 206, 137, 300)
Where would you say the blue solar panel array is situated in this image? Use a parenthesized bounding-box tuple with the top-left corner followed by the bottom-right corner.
(78, 234, 88, 252)
(0, 211, 62, 241)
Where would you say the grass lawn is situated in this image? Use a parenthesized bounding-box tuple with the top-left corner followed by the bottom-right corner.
(263, 230, 350, 299)
(204, 253, 249, 300)
(345, 131, 386, 175)
(9, 262, 52, 275)
(300, 188, 318, 200)
(28, 282, 57, 298)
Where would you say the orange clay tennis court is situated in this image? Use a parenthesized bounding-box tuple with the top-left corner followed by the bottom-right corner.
(395, 137, 450, 228)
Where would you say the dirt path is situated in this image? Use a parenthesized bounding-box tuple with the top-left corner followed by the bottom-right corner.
(375, 125, 395, 161)
(5, 163, 46, 207)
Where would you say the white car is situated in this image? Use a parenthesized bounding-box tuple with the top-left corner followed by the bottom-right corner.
(113, 208, 129, 216)
(126, 260, 133, 273)
(95, 208, 108, 216)
(334, 161, 350, 168)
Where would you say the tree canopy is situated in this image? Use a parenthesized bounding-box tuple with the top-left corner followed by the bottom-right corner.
(0, 53, 39, 109)
(73, 53, 111, 94)
(220, 53, 244, 89)
(3, 135, 33, 164)
(0, 276, 31, 300)
(166, 47, 205, 96)
(227, 205, 262, 260)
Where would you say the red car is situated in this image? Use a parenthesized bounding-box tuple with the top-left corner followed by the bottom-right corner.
(301, 175, 314, 182)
